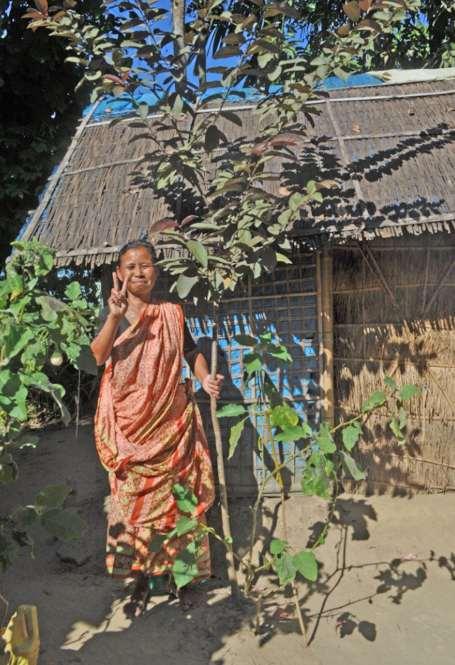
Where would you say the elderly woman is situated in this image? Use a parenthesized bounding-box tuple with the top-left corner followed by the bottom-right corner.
(91, 239, 222, 608)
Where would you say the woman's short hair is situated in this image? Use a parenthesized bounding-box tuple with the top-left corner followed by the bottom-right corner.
(117, 239, 158, 265)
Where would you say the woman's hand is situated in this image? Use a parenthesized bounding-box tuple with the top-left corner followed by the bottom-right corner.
(108, 272, 129, 319)
(202, 374, 224, 399)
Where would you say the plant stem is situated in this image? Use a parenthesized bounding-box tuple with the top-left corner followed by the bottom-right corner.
(270, 412, 307, 641)
(210, 303, 239, 596)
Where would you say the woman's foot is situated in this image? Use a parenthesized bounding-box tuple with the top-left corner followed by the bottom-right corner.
(123, 573, 150, 618)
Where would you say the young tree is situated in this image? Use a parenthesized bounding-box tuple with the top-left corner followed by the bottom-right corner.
(26, 0, 421, 592)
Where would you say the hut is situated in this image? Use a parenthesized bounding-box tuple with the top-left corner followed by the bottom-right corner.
(21, 70, 455, 496)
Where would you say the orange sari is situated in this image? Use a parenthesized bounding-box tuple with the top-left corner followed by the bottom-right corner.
(94, 302, 215, 578)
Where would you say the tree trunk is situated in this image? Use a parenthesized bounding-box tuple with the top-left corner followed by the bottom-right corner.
(210, 304, 239, 596)
(172, 0, 186, 65)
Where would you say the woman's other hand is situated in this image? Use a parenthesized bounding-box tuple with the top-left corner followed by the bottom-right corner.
(202, 374, 224, 399)
(108, 272, 129, 319)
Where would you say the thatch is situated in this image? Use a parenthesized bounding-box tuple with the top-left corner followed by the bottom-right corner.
(333, 234, 455, 495)
(22, 76, 455, 267)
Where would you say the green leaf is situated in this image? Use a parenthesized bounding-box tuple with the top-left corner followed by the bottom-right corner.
(172, 545, 199, 589)
(293, 550, 318, 582)
(399, 384, 419, 401)
(6, 273, 24, 300)
(244, 352, 262, 375)
(216, 403, 247, 418)
(341, 451, 366, 481)
(274, 552, 297, 587)
(228, 417, 247, 459)
(0, 369, 12, 391)
(258, 51, 275, 68)
(64, 281, 81, 300)
(37, 247, 55, 275)
(2, 326, 34, 362)
(171, 94, 184, 117)
(270, 404, 299, 429)
(74, 345, 98, 376)
(36, 296, 59, 322)
(176, 274, 198, 299)
(149, 533, 167, 553)
(214, 45, 242, 59)
(219, 110, 242, 126)
(270, 538, 287, 555)
(175, 516, 198, 537)
(41, 508, 84, 541)
(268, 346, 292, 363)
(276, 252, 292, 265)
(49, 385, 70, 426)
(234, 334, 257, 347)
(289, 192, 306, 210)
(9, 385, 28, 421)
(204, 125, 226, 151)
(390, 416, 404, 441)
(0, 453, 18, 484)
(274, 424, 312, 442)
(316, 423, 336, 453)
(384, 376, 397, 391)
(342, 422, 362, 451)
(36, 484, 71, 510)
(398, 406, 407, 429)
(186, 240, 208, 268)
(138, 103, 149, 119)
(361, 390, 386, 413)
(13, 506, 38, 529)
(172, 484, 198, 515)
(301, 455, 332, 498)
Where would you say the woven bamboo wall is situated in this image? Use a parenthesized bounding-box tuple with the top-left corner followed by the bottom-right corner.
(185, 254, 321, 496)
(333, 234, 455, 494)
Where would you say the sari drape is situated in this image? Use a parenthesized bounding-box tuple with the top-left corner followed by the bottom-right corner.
(94, 302, 215, 578)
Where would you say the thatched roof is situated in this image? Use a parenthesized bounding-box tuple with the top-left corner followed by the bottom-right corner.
(22, 74, 455, 268)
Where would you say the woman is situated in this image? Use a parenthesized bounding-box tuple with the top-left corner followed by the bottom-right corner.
(91, 239, 222, 608)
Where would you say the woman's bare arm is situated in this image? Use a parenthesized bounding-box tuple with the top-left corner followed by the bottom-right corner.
(90, 312, 122, 366)
(193, 353, 223, 399)
(90, 273, 129, 366)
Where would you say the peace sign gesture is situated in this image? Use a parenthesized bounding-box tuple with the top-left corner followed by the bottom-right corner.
(108, 272, 129, 319)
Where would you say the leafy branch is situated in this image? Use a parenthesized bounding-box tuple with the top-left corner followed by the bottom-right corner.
(0, 241, 97, 570)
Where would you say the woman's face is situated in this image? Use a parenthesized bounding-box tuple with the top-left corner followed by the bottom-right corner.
(116, 246, 158, 298)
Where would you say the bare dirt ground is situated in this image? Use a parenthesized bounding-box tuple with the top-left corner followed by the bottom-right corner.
(1, 422, 455, 665)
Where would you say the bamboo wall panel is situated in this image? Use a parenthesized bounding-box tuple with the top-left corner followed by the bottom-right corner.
(333, 235, 455, 494)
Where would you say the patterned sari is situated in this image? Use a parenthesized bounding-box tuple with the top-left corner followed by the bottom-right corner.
(94, 302, 215, 578)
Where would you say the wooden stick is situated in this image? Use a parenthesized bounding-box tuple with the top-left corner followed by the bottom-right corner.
(422, 257, 455, 315)
(421, 248, 431, 313)
(333, 356, 455, 369)
(333, 281, 455, 295)
(61, 129, 455, 177)
(209, 305, 239, 596)
(296, 213, 455, 237)
(334, 243, 455, 251)
(325, 97, 365, 203)
(388, 452, 455, 471)
(356, 242, 400, 309)
(316, 252, 324, 419)
(63, 156, 146, 177)
(320, 250, 335, 426)
(86, 87, 455, 128)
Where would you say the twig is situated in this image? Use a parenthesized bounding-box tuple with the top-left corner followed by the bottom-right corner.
(0, 591, 9, 627)
(209, 303, 239, 597)
(307, 526, 348, 646)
